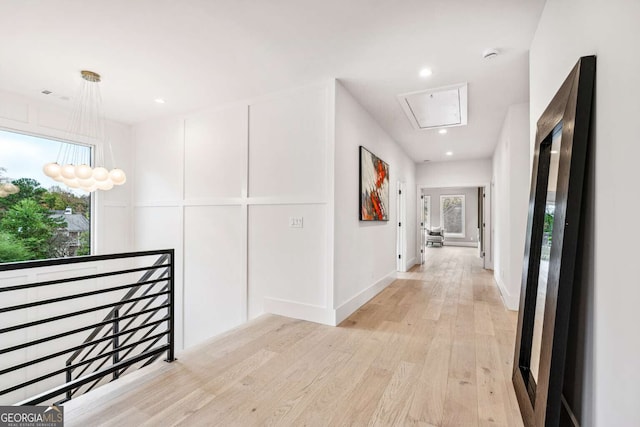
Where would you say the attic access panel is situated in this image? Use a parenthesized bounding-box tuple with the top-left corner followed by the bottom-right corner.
(398, 83, 468, 130)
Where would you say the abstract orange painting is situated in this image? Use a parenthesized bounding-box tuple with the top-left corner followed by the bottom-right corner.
(359, 146, 389, 221)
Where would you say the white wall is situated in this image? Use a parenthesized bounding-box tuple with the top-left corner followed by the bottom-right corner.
(422, 186, 479, 245)
(247, 85, 332, 325)
(132, 82, 336, 350)
(492, 103, 529, 310)
(416, 158, 492, 188)
(333, 80, 416, 324)
(531, 1, 640, 424)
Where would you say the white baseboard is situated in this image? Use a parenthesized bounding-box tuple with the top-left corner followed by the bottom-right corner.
(263, 271, 399, 327)
(443, 241, 478, 248)
(494, 274, 519, 311)
(405, 257, 417, 270)
(334, 271, 397, 325)
(263, 297, 334, 325)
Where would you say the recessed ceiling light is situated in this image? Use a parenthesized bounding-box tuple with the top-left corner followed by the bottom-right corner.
(154, 98, 166, 104)
(438, 129, 448, 135)
(445, 151, 453, 156)
(419, 68, 433, 78)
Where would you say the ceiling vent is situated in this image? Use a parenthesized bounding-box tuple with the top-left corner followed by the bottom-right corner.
(397, 83, 468, 130)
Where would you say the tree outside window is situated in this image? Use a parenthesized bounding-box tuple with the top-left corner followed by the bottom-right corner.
(440, 195, 465, 238)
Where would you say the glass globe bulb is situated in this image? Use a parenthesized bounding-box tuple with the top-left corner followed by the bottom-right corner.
(5, 183, 19, 194)
(96, 179, 114, 191)
(109, 169, 127, 185)
(61, 164, 76, 179)
(75, 164, 93, 180)
(64, 178, 80, 189)
(78, 177, 95, 187)
(43, 162, 62, 178)
(81, 183, 98, 193)
(93, 167, 109, 182)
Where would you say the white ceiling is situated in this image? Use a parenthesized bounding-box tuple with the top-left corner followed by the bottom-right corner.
(0, 0, 545, 163)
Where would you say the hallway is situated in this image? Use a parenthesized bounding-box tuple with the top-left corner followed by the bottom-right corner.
(65, 247, 522, 426)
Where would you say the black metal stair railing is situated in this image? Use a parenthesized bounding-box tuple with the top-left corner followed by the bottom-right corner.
(62, 253, 172, 401)
(0, 249, 176, 406)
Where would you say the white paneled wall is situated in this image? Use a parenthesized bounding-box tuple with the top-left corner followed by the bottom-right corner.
(184, 206, 245, 347)
(184, 105, 247, 200)
(132, 82, 334, 351)
(248, 204, 328, 320)
(248, 85, 328, 199)
(134, 118, 184, 204)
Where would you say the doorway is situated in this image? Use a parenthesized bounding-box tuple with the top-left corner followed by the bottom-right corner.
(396, 181, 406, 272)
(417, 184, 492, 269)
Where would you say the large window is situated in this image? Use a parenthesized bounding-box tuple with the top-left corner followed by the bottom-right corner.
(0, 130, 91, 263)
(440, 194, 465, 238)
(423, 195, 431, 230)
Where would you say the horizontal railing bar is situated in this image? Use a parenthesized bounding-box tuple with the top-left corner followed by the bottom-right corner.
(70, 298, 169, 397)
(0, 304, 169, 356)
(143, 349, 165, 368)
(66, 274, 170, 364)
(140, 335, 167, 368)
(0, 291, 170, 335)
(0, 277, 169, 313)
(107, 312, 168, 378)
(16, 345, 169, 406)
(0, 331, 169, 396)
(0, 315, 169, 374)
(119, 335, 166, 378)
(0, 263, 171, 293)
(0, 249, 173, 272)
(69, 303, 168, 379)
(77, 299, 169, 378)
(67, 287, 169, 365)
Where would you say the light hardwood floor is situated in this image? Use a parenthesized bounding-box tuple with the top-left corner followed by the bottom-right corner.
(65, 246, 523, 427)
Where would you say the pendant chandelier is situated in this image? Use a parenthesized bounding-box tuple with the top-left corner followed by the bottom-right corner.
(0, 181, 19, 198)
(43, 70, 126, 192)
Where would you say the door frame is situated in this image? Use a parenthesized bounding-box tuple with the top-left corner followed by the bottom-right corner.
(419, 194, 431, 264)
(396, 181, 407, 272)
(416, 183, 493, 270)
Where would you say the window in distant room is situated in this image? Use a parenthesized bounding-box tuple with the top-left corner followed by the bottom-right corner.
(440, 194, 465, 238)
(423, 195, 431, 230)
(0, 129, 92, 263)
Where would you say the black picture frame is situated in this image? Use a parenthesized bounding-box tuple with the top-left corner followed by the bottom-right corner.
(512, 56, 595, 427)
(359, 146, 389, 221)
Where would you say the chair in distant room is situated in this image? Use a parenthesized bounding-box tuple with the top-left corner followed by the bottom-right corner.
(426, 226, 444, 247)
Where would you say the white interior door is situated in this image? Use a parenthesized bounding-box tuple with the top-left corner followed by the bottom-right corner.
(396, 181, 406, 272)
(419, 194, 431, 264)
(419, 195, 425, 264)
(485, 183, 493, 270)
